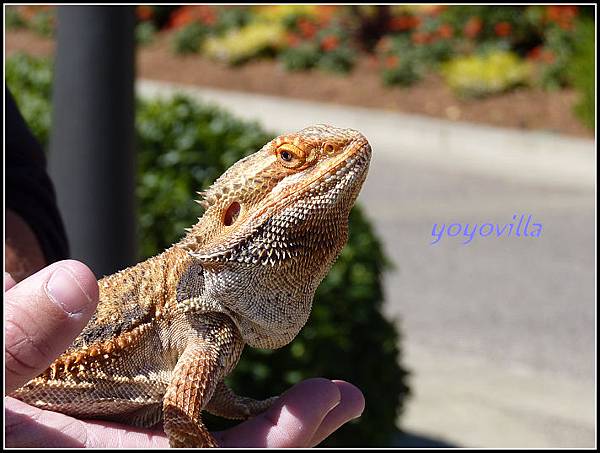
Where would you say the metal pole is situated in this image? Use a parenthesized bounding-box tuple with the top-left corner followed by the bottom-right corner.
(49, 6, 136, 278)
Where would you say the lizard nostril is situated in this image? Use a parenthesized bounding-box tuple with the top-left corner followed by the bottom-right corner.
(223, 201, 241, 226)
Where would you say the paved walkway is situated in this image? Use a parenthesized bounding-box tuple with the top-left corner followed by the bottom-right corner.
(138, 80, 596, 448)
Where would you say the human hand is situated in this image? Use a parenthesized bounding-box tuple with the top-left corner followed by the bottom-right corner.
(5, 261, 365, 447)
(5, 208, 48, 282)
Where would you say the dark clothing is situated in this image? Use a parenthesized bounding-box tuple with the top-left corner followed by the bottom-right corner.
(5, 87, 70, 263)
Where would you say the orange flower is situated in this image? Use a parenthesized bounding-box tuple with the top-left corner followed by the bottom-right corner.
(168, 6, 217, 29)
(315, 5, 336, 26)
(388, 14, 420, 32)
(136, 6, 153, 22)
(195, 6, 217, 26)
(494, 22, 512, 37)
(19, 5, 52, 21)
(412, 31, 432, 45)
(437, 23, 453, 39)
(298, 18, 317, 39)
(421, 5, 447, 16)
(287, 33, 301, 48)
(528, 46, 555, 64)
(527, 45, 542, 60)
(321, 35, 340, 51)
(200, 9, 217, 26)
(464, 16, 483, 39)
(546, 5, 578, 30)
(541, 50, 556, 64)
(385, 55, 399, 69)
(169, 6, 194, 29)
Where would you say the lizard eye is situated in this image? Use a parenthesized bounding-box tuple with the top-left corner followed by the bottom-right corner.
(277, 144, 305, 169)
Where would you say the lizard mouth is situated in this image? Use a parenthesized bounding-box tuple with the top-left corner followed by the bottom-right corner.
(283, 136, 371, 205)
(254, 135, 371, 219)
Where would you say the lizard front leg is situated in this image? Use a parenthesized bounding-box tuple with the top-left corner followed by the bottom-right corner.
(205, 380, 279, 420)
(163, 315, 243, 448)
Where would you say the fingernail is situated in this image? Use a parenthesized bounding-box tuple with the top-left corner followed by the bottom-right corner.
(45, 267, 91, 315)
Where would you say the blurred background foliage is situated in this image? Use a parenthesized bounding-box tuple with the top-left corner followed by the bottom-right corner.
(5, 52, 54, 145)
(441, 50, 533, 99)
(7, 4, 595, 131)
(6, 52, 411, 446)
(567, 18, 595, 130)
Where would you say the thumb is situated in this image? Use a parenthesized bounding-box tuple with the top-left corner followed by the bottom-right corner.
(5, 260, 99, 393)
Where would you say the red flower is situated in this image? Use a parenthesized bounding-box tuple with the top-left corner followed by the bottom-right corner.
(321, 35, 340, 51)
(388, 14, 420, 32)
(527, 46, 555, 64)
(546, 5, 578, 30)
(200, 9, 217, 26)
(168, 6, 217, 29)
(412, 31, 432, 45)
(422, 5, 447, 17)
(494, 22, 512, 37)
(527, 45, 542, 60)
(169, 6, 194, 29)
(464, 16, 483, 39)
(385, 55, 399, 69)
(437, 23, 454, 39)
(287, 33, 301, 48)
(136, 6, 153, 22)
(19, 5, 52, 21)
(298, 18, 317, 39)
(315, 5, 336, 26)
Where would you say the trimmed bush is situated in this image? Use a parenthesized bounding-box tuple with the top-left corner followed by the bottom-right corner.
(135, 95, 273, 258)
(172, 22, 207, 54)
(5, 53, 54, 146)
(135, 21, 157, 46)
(568, 18, 595, 131)
(6, 52, 410, 447)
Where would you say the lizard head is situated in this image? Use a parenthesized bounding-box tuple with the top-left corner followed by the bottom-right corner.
(178, 124, 371, 348)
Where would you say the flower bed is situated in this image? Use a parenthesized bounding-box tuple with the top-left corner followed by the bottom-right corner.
(6, 5, 595, 132)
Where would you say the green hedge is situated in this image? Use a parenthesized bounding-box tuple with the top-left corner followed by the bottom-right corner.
(568, 18, 595, 131)
(5, 53, 54, 146)
(6, 52, 410, 447)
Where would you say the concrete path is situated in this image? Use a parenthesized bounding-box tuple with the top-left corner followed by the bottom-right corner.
(137, 80, 596, 448)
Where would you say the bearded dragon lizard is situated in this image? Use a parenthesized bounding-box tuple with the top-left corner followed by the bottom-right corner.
(10, 124, 372, 447)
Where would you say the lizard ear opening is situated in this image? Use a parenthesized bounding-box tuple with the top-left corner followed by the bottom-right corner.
(223, 201, 241, 226)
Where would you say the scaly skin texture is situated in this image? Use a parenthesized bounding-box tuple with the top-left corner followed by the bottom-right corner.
(10, 124, 372, 447)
